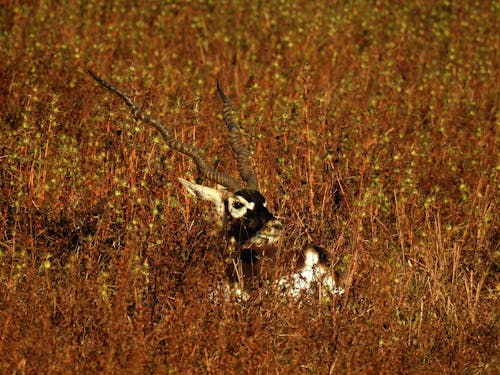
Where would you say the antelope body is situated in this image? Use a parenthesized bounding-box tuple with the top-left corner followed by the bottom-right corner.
(88, 70, 343, 299)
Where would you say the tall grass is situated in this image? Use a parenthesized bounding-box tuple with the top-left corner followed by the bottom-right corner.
(1, 0, 498, 373)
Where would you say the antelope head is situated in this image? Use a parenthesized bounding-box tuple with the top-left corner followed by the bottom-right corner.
(87, 71, 283, 248)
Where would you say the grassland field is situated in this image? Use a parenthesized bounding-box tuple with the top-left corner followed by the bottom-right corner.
(0, 0, 498, 373)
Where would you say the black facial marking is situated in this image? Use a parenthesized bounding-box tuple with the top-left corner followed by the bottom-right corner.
(227, 189, 275, 243)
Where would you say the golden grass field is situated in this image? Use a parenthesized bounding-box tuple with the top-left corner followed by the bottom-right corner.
(1, 0, 498, 373)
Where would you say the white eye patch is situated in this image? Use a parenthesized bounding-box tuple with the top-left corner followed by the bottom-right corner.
(228, 195, 255, 219)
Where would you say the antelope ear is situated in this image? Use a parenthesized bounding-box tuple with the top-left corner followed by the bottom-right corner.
(178, 178, 226, 217)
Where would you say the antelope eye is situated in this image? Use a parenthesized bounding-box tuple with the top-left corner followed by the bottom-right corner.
(232, 201, 244, 209)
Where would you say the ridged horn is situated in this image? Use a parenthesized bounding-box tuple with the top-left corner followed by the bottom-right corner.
(88, 70, 242, 192)
(216, 80, 259, 190)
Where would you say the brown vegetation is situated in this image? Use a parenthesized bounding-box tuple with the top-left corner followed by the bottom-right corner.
(0, 1, 498, 373)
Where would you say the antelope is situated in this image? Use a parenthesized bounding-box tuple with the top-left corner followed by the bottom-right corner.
(88, 70, 344, 300)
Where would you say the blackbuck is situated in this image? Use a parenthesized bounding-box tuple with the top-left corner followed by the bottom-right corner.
(88, 70, 344, 299)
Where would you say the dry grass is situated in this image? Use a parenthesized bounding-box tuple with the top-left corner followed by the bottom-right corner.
(1, 0, 498, 373)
